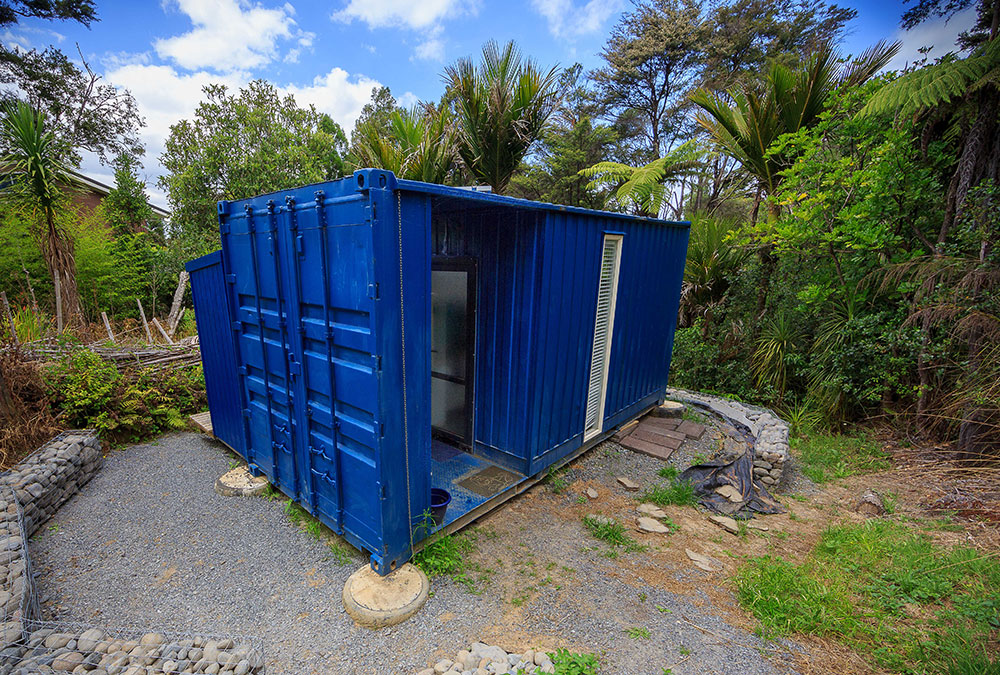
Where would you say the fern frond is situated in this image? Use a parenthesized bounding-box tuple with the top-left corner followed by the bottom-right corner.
(860, 45, 998, 117)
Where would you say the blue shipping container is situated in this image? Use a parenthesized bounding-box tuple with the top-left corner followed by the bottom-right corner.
(187, 169, 689, 574)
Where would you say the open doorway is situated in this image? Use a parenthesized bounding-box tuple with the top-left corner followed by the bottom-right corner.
(431, 257, 476, 447)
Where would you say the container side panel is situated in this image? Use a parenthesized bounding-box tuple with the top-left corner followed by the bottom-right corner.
(370, 188, 431, 571)
(604, 222, 688, 421)
(186, 252, 245, 458)
(526, 212, 687, 474)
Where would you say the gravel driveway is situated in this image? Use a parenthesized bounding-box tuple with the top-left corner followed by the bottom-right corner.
(30, 431, 797, 675)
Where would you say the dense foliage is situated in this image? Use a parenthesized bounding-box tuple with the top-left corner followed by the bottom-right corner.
(44, 348, 205, 443)
(159, 80, 348, 246)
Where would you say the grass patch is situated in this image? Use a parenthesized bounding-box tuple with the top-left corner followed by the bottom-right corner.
(625, 626, 650, 639)
(546, 465, 570, 494)
(583, 515, 646, 553)
(657, 465, 679, 481)
(790, 432, 890, 483)
(640, 479, 699, 507)
(734, 519, 1000, 673)
(412, 526, 489, 594)
(550, 648, 599, 675)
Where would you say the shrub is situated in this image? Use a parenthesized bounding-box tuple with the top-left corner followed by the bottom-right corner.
(44, 349, 206, 443)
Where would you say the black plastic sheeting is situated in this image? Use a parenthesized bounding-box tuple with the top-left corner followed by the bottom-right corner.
(679, 452, 785, 518)
(676, 403, 785, 519)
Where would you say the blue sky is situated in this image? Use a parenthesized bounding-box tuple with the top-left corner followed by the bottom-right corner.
(2, 0, 980, 207)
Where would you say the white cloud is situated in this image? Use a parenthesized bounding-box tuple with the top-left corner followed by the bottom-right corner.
(333, 0, 470, 29)
(530, 0, 622, 39)
(282, 67, 383, 131)
(414, 37, 445, 61)
(887, 6, 979, 71)
(154, 0, 305, 72)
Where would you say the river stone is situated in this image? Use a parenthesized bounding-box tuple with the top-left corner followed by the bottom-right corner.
(637, 516, 670, 533)
(685, 548, 724, 572)
(709, 514, 739, 534)
(78, 628, 104, 652)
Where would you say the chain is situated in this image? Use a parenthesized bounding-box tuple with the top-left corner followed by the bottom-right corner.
(397, 192, 414, 556)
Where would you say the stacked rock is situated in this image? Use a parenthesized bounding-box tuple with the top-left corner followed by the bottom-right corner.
(417, 643, 555, 675)
(4, 630, 265, 674)
(0, 431, 103, 538)
(665, 388, 790, 488)
(0, 489, 34, 654)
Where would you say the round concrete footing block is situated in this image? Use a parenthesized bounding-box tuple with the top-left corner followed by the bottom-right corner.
(215, 467, 269, 497)
(651, 400, 685, 418)
(342, 563, 429, 628)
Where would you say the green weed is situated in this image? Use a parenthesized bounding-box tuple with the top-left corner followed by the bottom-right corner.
(641, 479, 699, 507)
(626, 626, 650, 639)
(546, 466, 570, 494)
(583, 515, 646, 553)
(734, 519, 1000, 673)
(551, 648, 599, 675)
(658, 465, 679, 481)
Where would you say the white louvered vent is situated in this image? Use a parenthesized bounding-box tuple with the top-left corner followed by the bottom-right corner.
(584, 234, 623, 440)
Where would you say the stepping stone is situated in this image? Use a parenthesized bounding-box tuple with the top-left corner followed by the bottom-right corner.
(612, 420, 639, 442)
(643, 416, 681, 431)
(637, 503, 667, 519)
(685, 549, 723, 572)
(629, 428, 684, 449)
(586, 488, 599, 500)
(634, 424, 686, 443)
(620, 436, 678, 461)
(637, 516, 670, 534)
(616, 476, 640, 491)
(677, 420, 706, 439)
(709, 514, 739, 534)
(714, 485, 743, 503)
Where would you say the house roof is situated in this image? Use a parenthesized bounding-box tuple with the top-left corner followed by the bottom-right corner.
(67, 168, 170, 219)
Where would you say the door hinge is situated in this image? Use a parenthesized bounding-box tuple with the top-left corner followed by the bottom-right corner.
(289, 360, 302, 376)
(367, 283, 379, 299)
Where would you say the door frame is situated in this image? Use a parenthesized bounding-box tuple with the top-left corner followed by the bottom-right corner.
(431, 256, 477, 447)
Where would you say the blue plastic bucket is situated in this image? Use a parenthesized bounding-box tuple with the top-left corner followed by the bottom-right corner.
(430, 488, 452, 526)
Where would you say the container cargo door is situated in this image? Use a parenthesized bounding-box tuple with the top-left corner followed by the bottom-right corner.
(584, 234, 623, 440)
(223, 203, 302, 500)
(279, 190, 380, 544)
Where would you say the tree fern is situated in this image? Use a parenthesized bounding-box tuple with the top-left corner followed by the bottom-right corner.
(579, 141, 702, 216)
(860, 38, 1000, 117)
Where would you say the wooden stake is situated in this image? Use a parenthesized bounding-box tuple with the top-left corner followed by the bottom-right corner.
(136, 298, 153, 343)
(1, 292, 16, 345)
(101, 311, 115, 344)
(152, 317, 173, 344)
(54, 272, 63, 333)
(167, 270, 189, 337)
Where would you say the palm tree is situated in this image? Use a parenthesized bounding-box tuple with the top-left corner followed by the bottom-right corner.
(690, 40, 900, 222)
(579, 140, 703, 217)
(444, 40, 560, 194)
(353, 106, 457, 184)
(1, 100, 82, 325)
(690, 41, 898, 314)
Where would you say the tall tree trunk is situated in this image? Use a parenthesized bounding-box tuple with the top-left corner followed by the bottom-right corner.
(43, 210, 82, 323)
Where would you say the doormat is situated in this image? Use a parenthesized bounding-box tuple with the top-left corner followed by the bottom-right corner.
(458, 465, 521, 497)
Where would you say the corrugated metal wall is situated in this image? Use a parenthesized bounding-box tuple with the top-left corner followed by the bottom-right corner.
(427, 194, 689, 477)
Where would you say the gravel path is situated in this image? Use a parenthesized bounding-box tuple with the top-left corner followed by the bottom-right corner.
(30, 431, 797, 675)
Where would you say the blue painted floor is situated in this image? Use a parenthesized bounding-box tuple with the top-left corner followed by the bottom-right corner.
(430, 439, 525, 529)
